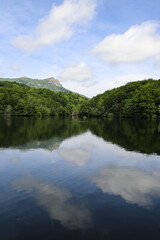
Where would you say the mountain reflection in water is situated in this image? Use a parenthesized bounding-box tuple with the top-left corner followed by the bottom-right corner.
(1, 117, 160, 155)
(1, 117, 160, 240)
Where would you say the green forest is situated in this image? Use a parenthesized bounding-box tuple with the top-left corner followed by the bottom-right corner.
(0, 81, 86, 117)
(79, 79, 160, 119)
(1, 79, 160, 118)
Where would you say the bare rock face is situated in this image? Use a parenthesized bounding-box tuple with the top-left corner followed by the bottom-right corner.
(46, 77, 63, 87)
(20, 76, 63, 87)
(20, 76, 30, 80)
(1, 76, 68, 92)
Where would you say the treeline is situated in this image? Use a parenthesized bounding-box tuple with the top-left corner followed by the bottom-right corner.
(1, 79, 160, 118)
(79, 79, 160, 118)
(0, 81, 86, 117)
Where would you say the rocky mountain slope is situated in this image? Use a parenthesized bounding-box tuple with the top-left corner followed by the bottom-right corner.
(0, 76, 69, 92)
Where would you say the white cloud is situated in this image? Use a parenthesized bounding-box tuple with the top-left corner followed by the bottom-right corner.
(12, 0, 96, 53)
(11, 64, 22, 71)
(92, 21, 160, 64)
(92, 166, 160, 206)
(82, 80, 98, 88)
(59, 62, 92, 82)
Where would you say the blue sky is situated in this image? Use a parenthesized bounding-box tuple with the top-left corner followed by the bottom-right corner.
(1, 0, 160, 97)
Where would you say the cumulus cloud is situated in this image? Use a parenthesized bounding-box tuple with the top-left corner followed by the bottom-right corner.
(13, 175, 92, 229)
(92, 21, 160, 64)
(59, 62, 92, 82)
(92, 166, 160, 206)
(82, 80, 98, 88)
(12, 0, 96, 53)
(11, 64, 22, 71)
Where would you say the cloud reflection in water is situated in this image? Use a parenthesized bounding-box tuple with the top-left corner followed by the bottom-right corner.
(58, 131, 104, 167)
(92, 166, 160, 207)
(12, 176, 92, 229)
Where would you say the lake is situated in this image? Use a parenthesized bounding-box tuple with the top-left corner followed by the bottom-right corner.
(0, 117, 160, 240)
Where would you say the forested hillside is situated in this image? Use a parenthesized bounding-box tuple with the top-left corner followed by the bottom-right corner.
(0, 76, 69, 92)
(79, 79, 160, 118)
(0, 81, 86, 117)
(1, 79, 160, 118)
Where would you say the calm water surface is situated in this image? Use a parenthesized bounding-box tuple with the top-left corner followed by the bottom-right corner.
(0, 117, 160, 240)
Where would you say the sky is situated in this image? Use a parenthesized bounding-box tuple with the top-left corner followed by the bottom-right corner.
(1, 0, 160, 97)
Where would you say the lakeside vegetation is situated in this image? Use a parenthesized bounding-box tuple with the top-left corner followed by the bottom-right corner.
(1, 79, 160, 118)
(79, 79, 160, 119)
(0, 81, 86, 117)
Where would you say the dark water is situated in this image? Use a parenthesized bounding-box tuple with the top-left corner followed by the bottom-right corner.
(1, 117, 160, 240)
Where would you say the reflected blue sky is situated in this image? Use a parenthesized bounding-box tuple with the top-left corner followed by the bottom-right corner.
(1, 130, 160, 210)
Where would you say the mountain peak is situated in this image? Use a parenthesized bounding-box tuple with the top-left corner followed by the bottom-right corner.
(0, 76, 69, 92)
(45, 77, 62, 87)
(47, 77, 56, 81)
(20, 76, 30, 80)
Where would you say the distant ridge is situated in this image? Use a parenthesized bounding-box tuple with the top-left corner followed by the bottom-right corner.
(0, 76, 70, 92)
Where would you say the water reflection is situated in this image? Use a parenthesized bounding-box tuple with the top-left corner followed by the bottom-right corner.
(1, 117, 160, 155)
(92, 166, 160, 207)
(0, 117, 88, 149)
(91, 118, 160, 155)
(6, 130, 160, 208)
(58, 132, 93, 166)
(12, 175, 92, 229)
(1, 117, 160, 239)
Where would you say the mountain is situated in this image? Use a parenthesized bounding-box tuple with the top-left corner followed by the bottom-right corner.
(1, 78, 160, 119)
(0, 76, 70, 92)
(79, 79, 160, 119)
